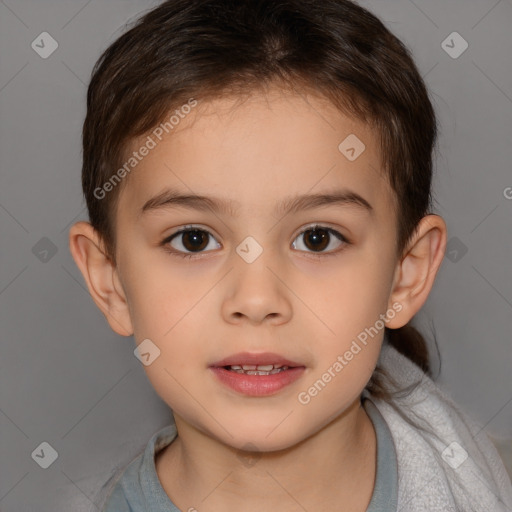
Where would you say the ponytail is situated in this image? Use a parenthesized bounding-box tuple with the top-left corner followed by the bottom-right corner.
(366, 324, 435, 402)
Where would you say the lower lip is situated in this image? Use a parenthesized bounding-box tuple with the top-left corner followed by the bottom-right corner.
(209, 367, 305, 396)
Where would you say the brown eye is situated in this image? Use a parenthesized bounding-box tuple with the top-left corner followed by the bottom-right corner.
(179, 229, 209, 252)
(164, 227, 220, 256)
(162, 224, 349, 260)
(303, 227, 330, 251)
(292, 225, 348, 255)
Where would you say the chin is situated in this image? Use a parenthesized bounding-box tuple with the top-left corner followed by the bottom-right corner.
(218, 422, 309, 454)
(231, 436, 302, 455)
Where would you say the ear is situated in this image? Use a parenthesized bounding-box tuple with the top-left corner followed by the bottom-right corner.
(386, 214, 447, 328)
(68, 221, 133, 336)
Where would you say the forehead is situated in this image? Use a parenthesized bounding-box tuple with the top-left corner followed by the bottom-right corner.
(117, 86, 395, 220)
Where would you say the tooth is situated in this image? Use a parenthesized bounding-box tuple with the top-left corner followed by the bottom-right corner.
(227, 366, 290, 375)
(255, 364, 274, 371)
(242, 365, 257, 370)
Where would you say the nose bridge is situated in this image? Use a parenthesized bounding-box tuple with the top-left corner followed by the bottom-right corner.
(222, 234, 292, 323)
(233, 235, 282, 294)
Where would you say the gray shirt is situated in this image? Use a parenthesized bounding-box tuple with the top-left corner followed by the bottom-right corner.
(103, 395, 398, 511)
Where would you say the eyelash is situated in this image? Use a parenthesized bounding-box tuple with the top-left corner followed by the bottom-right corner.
(160, 224, 351, 260)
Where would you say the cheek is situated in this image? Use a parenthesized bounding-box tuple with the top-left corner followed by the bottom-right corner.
(295, 349, 378, 429)
(299, 255, 391, 382)
(306, 255, 391, 333)
(120, 253, 204, 339)
(136, 329, 208, 411)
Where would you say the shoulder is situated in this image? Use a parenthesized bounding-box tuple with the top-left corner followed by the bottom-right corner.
(101, 424, 178, 512)
(102, 482, 133, 512)
(101, 450, 146, 512)
(370, 342, 512, 511)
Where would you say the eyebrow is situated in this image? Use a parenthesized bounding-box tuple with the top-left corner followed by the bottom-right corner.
(140, 187, 373, 217)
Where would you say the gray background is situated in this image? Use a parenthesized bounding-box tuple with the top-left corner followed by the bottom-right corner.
(0, 0, 511, 510)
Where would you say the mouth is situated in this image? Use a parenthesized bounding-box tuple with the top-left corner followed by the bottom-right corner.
(209, 352, 306, 396)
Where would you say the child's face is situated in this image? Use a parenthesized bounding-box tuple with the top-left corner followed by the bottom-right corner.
(113, 86, 401, 450)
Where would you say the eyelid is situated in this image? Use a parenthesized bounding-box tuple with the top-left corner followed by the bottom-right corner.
(161, 224, 218, 243)
(291, 222, 348, 240)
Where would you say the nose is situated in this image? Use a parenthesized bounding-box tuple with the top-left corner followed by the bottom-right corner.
(221, 251, 293, 326)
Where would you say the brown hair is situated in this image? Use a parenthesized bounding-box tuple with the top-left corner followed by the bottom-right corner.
(81, 0, 441, 401)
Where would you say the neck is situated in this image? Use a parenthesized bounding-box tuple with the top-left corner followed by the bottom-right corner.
(156, 397, 377, 512)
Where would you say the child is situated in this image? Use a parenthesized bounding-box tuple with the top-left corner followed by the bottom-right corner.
(68, 0, 512, 510)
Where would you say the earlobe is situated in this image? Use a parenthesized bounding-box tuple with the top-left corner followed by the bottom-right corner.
(68, 221, 134, 336)
(386, 214, 447, 328)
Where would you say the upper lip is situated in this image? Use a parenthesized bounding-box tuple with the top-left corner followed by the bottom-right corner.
(210, 352, 304, 367)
